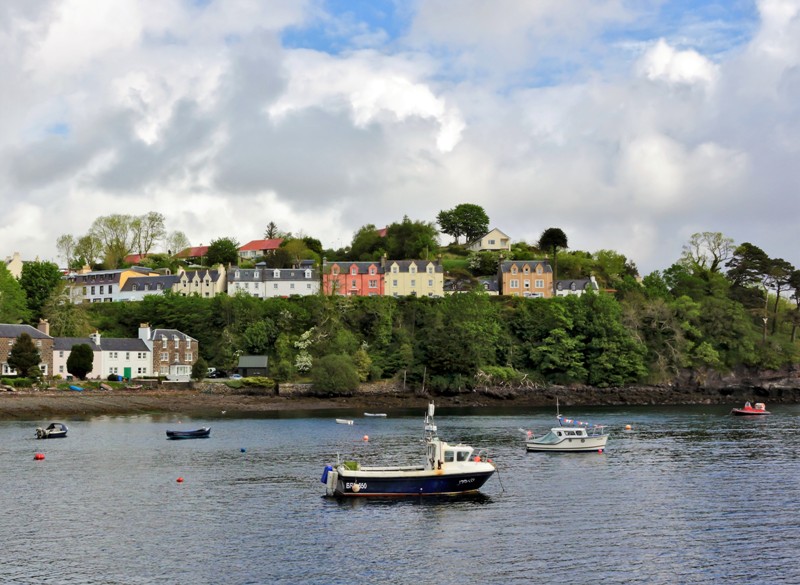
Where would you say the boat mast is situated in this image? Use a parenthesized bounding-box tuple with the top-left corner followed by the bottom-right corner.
(424, 402, 437, 440)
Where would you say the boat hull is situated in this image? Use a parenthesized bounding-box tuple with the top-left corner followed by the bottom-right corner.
(166, 428, 211, 439)
(731, 409, 770, 416)
(329, 468, 495, 497)
(526, 436, 608, 452)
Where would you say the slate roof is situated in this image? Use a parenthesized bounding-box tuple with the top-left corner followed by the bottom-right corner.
(325, 261, 383, 275)
(556, 278, 599, 292)
(499, 260, 552, 274)
(238, 355, 269, 368)
(151, 328, 197, 342)
(53, 338, 101, 351)
(386, 260, 444, 273)
(120, 275, 180, 291)
(0, 324, 52, 339)
(98, 338, 150, 351)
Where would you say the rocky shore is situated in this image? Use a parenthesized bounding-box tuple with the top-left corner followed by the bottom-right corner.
(2, 375, 800, 420)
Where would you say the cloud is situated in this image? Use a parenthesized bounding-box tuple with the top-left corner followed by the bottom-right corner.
(1, 0, 799, 278)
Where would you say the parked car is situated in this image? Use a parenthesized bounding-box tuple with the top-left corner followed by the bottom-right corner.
(230, 373, 242, 379)
(207, 370, 228, 379)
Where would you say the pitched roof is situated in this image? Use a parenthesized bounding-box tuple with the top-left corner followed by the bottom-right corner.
(499, 260, 552, 274)
(239, 239, 284, 252)
(386, 260, 444, 273)
(237, 355, 269, 368)
(176, 246, 209, 258)
(53, 337, 101, 351)
(151, 328, 197, 342)
(98, 338, 150, 351)
(120, 275, 180, 291)
(0, 324, 52, 340)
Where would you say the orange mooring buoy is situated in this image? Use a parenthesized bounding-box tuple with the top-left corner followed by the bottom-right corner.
(34, 453, 45, 461)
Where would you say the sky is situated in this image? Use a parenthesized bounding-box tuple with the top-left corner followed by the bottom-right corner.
(1, 0, 798, 276)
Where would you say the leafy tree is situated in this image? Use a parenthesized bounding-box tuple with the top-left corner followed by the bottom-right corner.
(467, 251, 501, 276)
(280, 239, 316, 267)
(42, 282, 93, 337)
(529, 328, 587, 383)
(311, 354, 360, 395)
(166, 231, 190, 257)
(437, 203, 489, 244)
(90, 214, 134, 268)
(348, 224, 385, 260)
(681, 231, 734, 273)
(19, 260, 63, 322)
(243, 320, 276, 354)
(206, 237, 240, 266)
(8, 333, 41, 376)
(73, 233, 103, 267)
(765, 258, 795, 334)
(56, 234, 76, 268)
(0, 264, 30, 323)
(385, 216, 439, 259)
(302, 236, 323, 257)
(538, 227, 568, 295)
(130, 211, 166, 257)
(67, 343, 94, 380)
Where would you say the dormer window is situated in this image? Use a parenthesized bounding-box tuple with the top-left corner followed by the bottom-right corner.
(273, 270, 280, 278)
(410, 266, 416, 274)
(392, 266, 398, 274)
(305, 270, 311, 279)
(427, 266, 433, 274)
(369, 267, 375, 275)
(254, 271, 260, 278)
(235, 271, 240, 279)
(536, 265, 542, 274)
(332, 267, 339, 276)
(351, 267, 357, 275)
(523, 266, 530, 274)
(511, 266, 518, 275)
(132, 284, 138, 291)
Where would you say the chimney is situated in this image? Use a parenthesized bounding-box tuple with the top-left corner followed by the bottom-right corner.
(381, 253, 387, 268)
(138, 323, 152, 341)
(90, 331, 101, 346)
(37, 319, 50, 336)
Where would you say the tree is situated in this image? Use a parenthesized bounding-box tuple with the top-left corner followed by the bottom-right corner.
(42, 282, 93, 337)
(56, 234, 76, 268)
(90, 214, 134, 268)
(348, 224, 385, 260)
(191, 356, 208, 380)
(681, 232, 734, 273)
(73, 233, 103, 267)
(766, 258, 795, 334)
(67, 343, 94, 380)
(0, 264, 30, 323)
(311, 354, 360, 395)
(437, 203, 490, 244)
(206, 237, 240, 266)
(130, 211, 166, 257)
(166, 231, 190, 257)
(264, 221, 279, 239)
(19, 260, 63, 322)
(384, 216, 439, 259)
(538, 227, 568, 296)
(7, 333, 41, 377)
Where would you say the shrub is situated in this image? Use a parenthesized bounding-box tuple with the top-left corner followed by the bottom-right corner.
(311, 354, 360, 396)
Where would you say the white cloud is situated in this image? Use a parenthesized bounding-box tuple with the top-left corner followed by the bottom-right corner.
(636, 39, 719, 87)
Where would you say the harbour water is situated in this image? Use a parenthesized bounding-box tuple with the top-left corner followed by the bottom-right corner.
(2, 404, 799, 584)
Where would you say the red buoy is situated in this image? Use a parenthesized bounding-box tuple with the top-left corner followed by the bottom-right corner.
(34, 453, 45, 460)
(176, 477, 184, 483)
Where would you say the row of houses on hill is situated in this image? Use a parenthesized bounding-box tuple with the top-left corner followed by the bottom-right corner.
(0, 321, 197, 381)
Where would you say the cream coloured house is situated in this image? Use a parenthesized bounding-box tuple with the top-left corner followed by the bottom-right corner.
(467, 228, 512, 252)
(383, 260, 444, 297)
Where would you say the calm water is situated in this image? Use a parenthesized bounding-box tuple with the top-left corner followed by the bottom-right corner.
(2, 404, 799, 584)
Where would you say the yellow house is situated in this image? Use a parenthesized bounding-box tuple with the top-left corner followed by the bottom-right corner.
(65, 266, 161, 303)
(384, 260, 444, 297)
(498, 260, 552, 298)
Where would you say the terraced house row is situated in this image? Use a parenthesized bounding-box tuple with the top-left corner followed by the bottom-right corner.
(0, 322, 198, 381)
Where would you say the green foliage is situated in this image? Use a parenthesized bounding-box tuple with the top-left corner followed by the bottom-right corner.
(8, 333, 41, 376)
(67, 343, 94, 380)
(384, 216, 439, 259)
(311, 354, 360, 395)
(436, 203, 489, 244)
(19, 260, 63, 322)
(467, 251, 501, 276)
(348, 224, 385, 260)
(206, 237, 240, 266)
(43, 282, 94, 337)
(191, 356, 208, 380)
(0, 264, 30, 323)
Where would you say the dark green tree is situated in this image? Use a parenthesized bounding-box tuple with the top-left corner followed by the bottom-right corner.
(348, 224, 385, 260)
(67, 343, 94, 380)
(19, 260, 64, 322)
(191, 356, 208, 380)
(765, 258, 795, 334)
(8, 333, 41, 377)
(0, 264, 30, 323)
(311, 354, 360, 395)
(437, 203, 490, 244)
(384, 216, 439, 259)
(206, 237, 240, 266)
(538, 227, 568, 296)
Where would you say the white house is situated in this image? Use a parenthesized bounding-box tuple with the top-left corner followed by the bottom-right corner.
(228, 264, 320, 298)
(467, 228, 512, 252)
(555, 276, 600, 297)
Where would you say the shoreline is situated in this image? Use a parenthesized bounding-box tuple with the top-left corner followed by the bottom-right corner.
(2, 383, 799, 420)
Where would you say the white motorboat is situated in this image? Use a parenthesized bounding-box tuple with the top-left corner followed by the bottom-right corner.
(322, 402, 496, 497)
(335, 419, 354, 425)
(363, 413, 387, 417)
(525, 419, 608, 452)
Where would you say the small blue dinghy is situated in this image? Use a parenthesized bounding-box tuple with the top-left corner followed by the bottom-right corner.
(69, 385, 84, 392)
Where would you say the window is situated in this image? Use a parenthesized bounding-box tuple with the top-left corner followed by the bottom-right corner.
(392, 266, 398, 274)
(91, 286, 96, 295)
(488, 239, 495, 245)
(410, 266, 416, 274)
(369, 280, 377, 288)
(536, 265, 542, 274)
(109, 367, 118, 374)
(524, 280, 530, 289)
(511, 266, 517, 274)
(410, 280, 416, 287)
(535, 279, 544, 288)
(138, 352, 146, 359)
(392, 279, 398, 287)
(185, 353, 192, 361)
(523, 266, 530, 274)
(59, 351, 64, 358)
(125, 352, 130, 360)
(427, 266, 433, 273)
(290, 283, 295, 289)
(254, 271, 260, 278)
(351, 279, 357, 289)
(428, 279, 433, 287)
(39, 364, 48, 375)
(510, 279, 519, 288)
(305, 270, 311, 279)
(274, 283, 278, 289)
(174, 337, 180, 348)
(160, 352, 169, 361)
(351, 267, 357, 275)
(110, 352, 118, 359)
(162, 337, 167, 348)
(369, 267, 376, 275)
(444, 451, 455, 462)
(99, 285, 104, 294)
(456, 451, 469, 462)
(132, 284, 138, 291)
(59, 365, 64, 373)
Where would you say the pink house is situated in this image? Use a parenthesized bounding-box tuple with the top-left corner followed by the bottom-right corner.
(322, 261, 384, 296)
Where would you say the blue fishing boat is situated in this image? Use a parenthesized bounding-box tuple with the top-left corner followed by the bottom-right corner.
(166, 427, 211, 440)
(321, 402, 495, 497)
